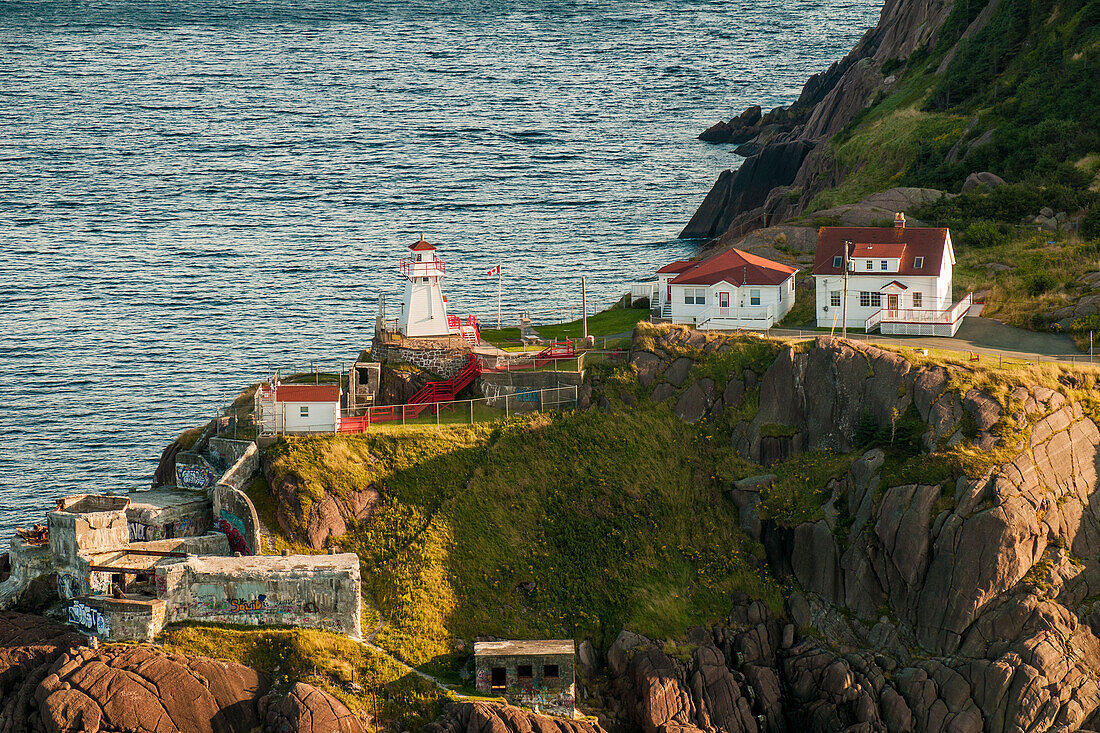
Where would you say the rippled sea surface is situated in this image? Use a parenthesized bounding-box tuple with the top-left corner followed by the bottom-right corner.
(0, 0, 878, 537)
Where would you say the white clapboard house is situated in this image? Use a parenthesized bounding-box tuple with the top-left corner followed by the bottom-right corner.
(655, 248, 797, 330)
(255, 383, 342, 435)
(813, 213, 972, 336)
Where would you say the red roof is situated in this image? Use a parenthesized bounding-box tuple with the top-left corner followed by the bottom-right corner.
(657, 260, 695, 275)
(851, 243, 906, 258)
(667, 248, 797, 287)
(881, 280, 909, 290)
(409, 239, 436, 251)
(813, 226, 950, 276)
(275, 384, 341, 403)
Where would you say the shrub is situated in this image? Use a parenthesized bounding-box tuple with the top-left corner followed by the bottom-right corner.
(1025, 271, 1055, 296)
(963, 220, 1008, 248)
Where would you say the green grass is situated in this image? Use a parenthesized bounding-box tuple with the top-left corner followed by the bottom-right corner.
(479, 308, 650, 348)
(758, 451, 856, 528)
(158, 623, 444, 728)
(265, 404, 784, 678)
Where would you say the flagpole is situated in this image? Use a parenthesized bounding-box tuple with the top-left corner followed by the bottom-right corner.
(497, 269, 502, 329)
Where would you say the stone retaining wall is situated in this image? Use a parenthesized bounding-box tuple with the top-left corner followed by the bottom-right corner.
(372, 342, 470, 379)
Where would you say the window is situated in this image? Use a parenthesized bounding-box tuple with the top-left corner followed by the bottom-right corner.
(491, 668, 507, 690)
(779, 286, 784, 302)
(750, 289, 761, 306)
(300, 406, 309, 418)
(416, 253, 422, 262)
(517, 665, 533, 679)
(830, 291, 841, 307)
(832, 255, 843, 268)
(880, 260, 888, 271)
(871, 292, 881, 307)
(913, 292, 923, 308)
(914, 256, 924, 269)
(860, 292, 881, 308)
(543, 664, 560, 679)
(422, 277, 429, 283)
(865, 260, 873, 271)
(683, 288, 706, 305)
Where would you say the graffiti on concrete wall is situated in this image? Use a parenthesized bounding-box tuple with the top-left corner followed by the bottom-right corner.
(69, 601, 110, 637)
(169, 594, 338, 630)
(217, 512, 251, 555)
(57, 574, 79, 600)
(176, 464, 218, 490)
(155, 573, 167, 597)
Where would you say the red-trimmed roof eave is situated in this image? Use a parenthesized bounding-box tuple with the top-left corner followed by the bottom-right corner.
(657, 260, 695, 275)
(667, 248, 796, 287)
(812, 226, 950, 277)
(275, 384, 342, 403)
(410, 239, 437, 251)
(881, 280, 909, 290)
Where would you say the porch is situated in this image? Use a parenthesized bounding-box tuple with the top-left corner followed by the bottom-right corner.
(866, 294, 974, 337)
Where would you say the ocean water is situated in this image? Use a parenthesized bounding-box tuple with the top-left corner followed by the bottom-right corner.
(0, 0, 878, 538)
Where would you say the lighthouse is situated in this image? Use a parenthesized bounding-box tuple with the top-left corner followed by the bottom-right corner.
(398, 237, 451, 338)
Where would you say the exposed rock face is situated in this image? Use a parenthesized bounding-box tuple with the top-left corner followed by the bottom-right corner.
(259, 682, 366, 733)
(0, 614, 360, 733)
(379, 364, 432, 406)
(427, 701, 605, 733)
(682, 0, 962, 240)
(263, 456, 379, 550)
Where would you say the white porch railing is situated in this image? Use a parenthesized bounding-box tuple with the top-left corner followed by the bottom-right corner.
(695, 304, 775, 330)
(631, 281, 658, 303)
(866, 293, 974, 337)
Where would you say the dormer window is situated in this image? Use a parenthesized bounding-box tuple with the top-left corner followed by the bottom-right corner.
(914, 256, 924, 269)
(880, 260, 888, 270)
(865, 260, 873, 271)
(832, 255, 843, 268)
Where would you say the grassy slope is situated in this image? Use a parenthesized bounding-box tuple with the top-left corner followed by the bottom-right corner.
(480, 308, 650, 348)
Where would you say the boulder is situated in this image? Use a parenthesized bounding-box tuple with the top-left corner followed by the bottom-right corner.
(961, 172, 1006, 193)
(664, 358, 695, 387)
(263, 457, 380, 549)
(259, 682, 366, 733)
(674, 379, 715, 423)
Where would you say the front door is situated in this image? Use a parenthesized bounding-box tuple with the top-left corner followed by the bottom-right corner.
(718, 292, 730, 315)
(887, 294, 899, 311)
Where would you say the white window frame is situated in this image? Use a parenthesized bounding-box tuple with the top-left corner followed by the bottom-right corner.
(300, 405, 309, 418)
(750, 289, 761, 306)
(914, 256, 924, 269)
(865, 260, 873, 271)
(880, 260, 888, 271)
(830, 291, 841, 307)
(832, 255, 843, 268)
(913, 292, 923, 308)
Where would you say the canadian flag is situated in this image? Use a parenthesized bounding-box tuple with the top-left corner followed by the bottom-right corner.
(486, 264, 501, 277)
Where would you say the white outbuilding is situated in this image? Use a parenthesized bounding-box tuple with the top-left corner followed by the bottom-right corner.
(269, 384, 341, 434)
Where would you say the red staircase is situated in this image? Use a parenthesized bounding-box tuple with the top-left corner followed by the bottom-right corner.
(339, 355, 482, 430)
(448, 315, 481, 346)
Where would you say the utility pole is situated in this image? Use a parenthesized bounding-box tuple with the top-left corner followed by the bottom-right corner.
(581, 276, 588, 340)
(841, 240, 851, 340)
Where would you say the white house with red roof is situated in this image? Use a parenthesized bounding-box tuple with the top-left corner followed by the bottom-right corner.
(256, 383, 342, 434)
(655, 248, 798, 330)
(813, 213, 971, 335)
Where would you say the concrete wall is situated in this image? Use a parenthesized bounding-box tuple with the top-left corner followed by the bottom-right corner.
(158, 553, 362, 639)
(175, 452, 221, 491)
(0, 538, 54, 609)
(126, 491, 212, 543)
(216, 441, 259, 493)
(475, 653, 576, 716)
(208, 438, 255, 469)
(213, 483, 262, 556)
(48, 496, 130, 562)
(69, 596, 167, 642)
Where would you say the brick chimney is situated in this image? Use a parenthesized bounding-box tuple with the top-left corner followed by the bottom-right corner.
(894, 212, 906, 228)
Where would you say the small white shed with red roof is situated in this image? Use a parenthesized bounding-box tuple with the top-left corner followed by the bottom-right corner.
(654, 248, 798, 330)
(271, 384, 341, 434)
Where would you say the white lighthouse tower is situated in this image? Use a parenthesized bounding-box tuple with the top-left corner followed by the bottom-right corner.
(398, 237, 451, 338)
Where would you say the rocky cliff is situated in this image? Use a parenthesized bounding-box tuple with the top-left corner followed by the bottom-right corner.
(0, 612, 364, 733)
(615, 326, 1100, 732)
(682, 0, 965, 240)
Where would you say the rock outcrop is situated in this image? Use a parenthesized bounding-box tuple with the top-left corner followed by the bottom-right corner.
(262, 456, 379, 550)
(0, 612, 362, 733)
(427, 702, 605, 733)
(682, 0, 963, 240)
(618, 327, 1100, 731)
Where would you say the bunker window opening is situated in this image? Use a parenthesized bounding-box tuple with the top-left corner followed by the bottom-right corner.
(543, 664, 559, 679)
(518, 665, 533, 678)
(491, 667, 507, 689)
